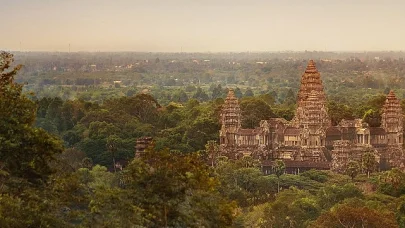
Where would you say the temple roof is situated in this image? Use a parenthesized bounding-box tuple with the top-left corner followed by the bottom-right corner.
(305, 59, 319, 74)
(284, 127, 300, 135)
(262, 160, 330, 169)
(297, 60, 326, 103)
(326, 126, 342, 136)
(222, 88, 240, 113)
(387, 90, 397, 99)
(370, 127, 386, 135)
(384, 90, 400, 106)
(382, 90, 402, 119)
(237, 128, 256, 135)
(267, 118, 288, 125)
(225, 88, 238, 102)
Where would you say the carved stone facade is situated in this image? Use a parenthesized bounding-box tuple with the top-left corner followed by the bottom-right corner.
(219, 60, 405, 172)
(382, 90, 403, 146)
(135, 137, 153, 158)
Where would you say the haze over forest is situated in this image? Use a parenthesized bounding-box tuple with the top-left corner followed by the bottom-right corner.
(2, 0, 405, 52)
(4, 1, 405, 227)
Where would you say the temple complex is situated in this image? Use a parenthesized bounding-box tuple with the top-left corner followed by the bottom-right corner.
(219, 60, 405, 173)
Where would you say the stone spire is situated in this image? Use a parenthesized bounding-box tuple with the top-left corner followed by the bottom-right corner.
(293, 60, 330, 127)
(220, 89, 241, 132)
(297, 60, 326, 105)
(382, 90, 403, 145)
(295, 90, 331, 129)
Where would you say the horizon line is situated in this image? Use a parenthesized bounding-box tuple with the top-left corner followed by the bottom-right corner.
(2, 50, 405, 54)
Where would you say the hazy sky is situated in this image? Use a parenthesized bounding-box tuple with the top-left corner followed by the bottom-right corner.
(1, 0, 405, 52)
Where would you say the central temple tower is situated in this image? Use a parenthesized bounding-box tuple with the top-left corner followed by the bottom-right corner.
(293, 60, 331, 148)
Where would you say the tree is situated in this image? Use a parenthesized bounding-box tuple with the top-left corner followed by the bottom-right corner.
(258, 93, 276, 106)
(284, 88, 296, 105)
(215, 160, 274, 207)
(313, 201, 398, 228)
(363, 109, 382, 127)
(237, 156, 261, 168)
(185, 85, 196, 92)
(240, 97, 275, 128)
(378, 168, 405, 197)
(262, 188, 319, 228)
(316, 184, 363, 210)
(244, 88, 254, 97)
(361, 94, 386, 127)
(106, 135, 121, 173)
(211, 84, 223, 99)
(205, 140, 220, 167)
(172, 89, 188, 103)
(184, 116, 220, 151)
(125, 147, 235, 227)
(362, 151, 377, 178)
(345, 160, 360, 181)
(0, 51, 65, 226)
(328, 101, 354, 126)
(0, 51, 64, 180)
(234, 87, 243, 98)
(56, 148, 87, 172)
(193, 87, 209, 102)
(273, 159, 286, 193)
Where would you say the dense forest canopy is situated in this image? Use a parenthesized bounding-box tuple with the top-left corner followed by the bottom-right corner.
(2, 51, 405, 227)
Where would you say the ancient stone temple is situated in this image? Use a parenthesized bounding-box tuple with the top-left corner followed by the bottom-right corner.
(219, 88, 241, 147)
(382, 90, 403, 146)
(295, 60, 327, 107)
(219, 60, 405, 173)
(135, 137, 153, 158)
(219, 89, 270, 159)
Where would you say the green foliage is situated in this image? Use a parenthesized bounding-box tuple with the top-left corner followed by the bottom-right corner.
(363, 108, 382, 127)
(193, 87, 209, 102)
(0, 52, 64, 180)
(273, 159, 286, 178)
(244, 87, 254, 97)
(378, 168, 405, 197)
(328, 101, 355, 125)
(313, 199, 398, 228)
(262, 188, 320, 228)
(205, 140, 220, 167)
(346, 160, 361, 181)
(316, 184, 364, 209)
(215, 160, 276, 207)
(125, 147, 235, 227)
(300, 169, 330, 183)
(363, 152, 377, 178)
(0, 192, 66, 227)
(240, 96, 275, 128)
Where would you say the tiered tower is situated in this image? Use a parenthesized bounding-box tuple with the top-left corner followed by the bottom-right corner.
(135, 137, 153, 157)
(293, 60, 331, 148)
(381, 90, 403, 146)
(220, 89, 241, 146)
(296, 60, 326, 106)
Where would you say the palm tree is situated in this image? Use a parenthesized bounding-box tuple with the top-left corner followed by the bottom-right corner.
(273, 160, 286, 193)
